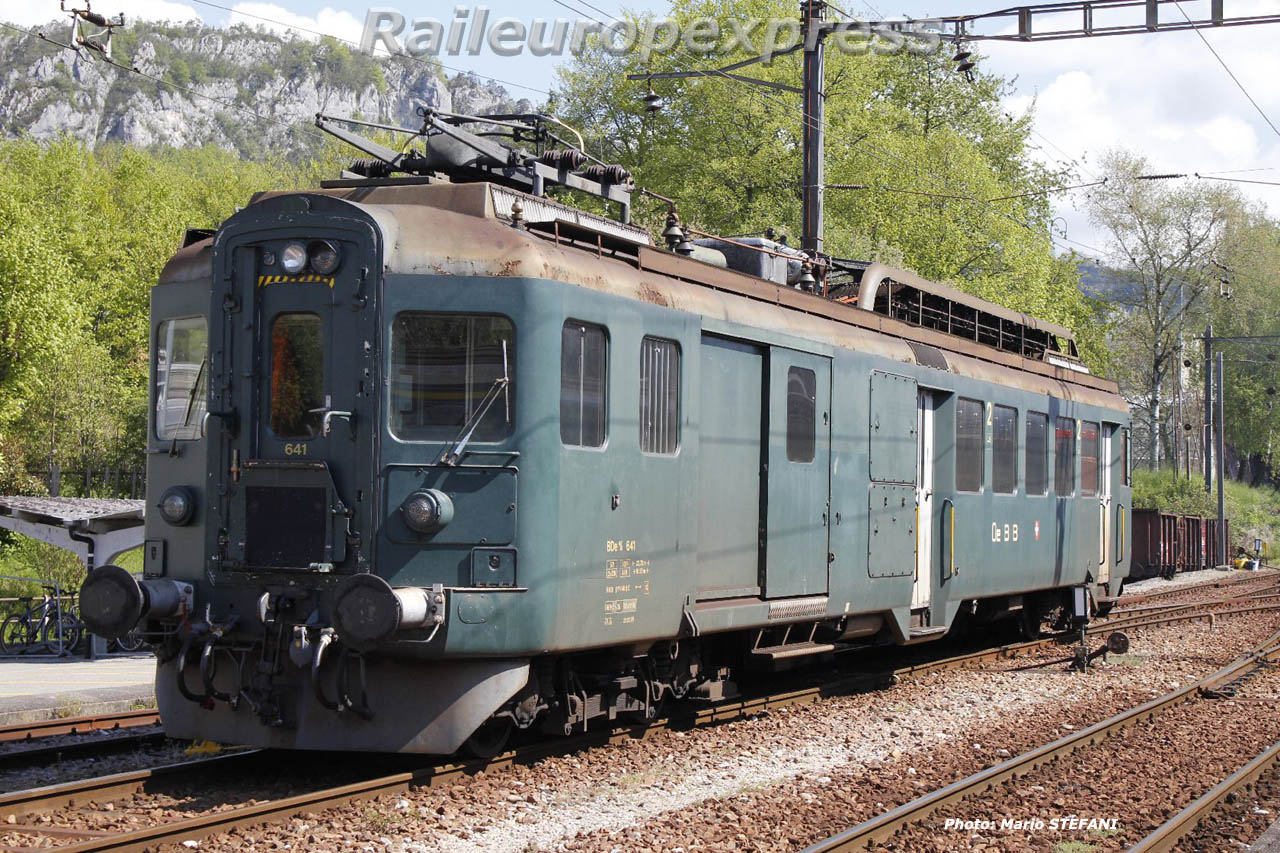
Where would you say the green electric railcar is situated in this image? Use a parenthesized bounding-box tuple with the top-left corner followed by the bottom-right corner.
(80, 113, 1130, 755)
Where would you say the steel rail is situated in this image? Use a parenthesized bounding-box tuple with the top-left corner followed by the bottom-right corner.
(1115, 572, 1279, 607)
(0, 731, 168, 774)
(0, 751, 261, 819)
(801, 628, 1280, 852)
(0, 709, 160, 743)
(1097, 601, 1280, 635)
(8, 601, 1280, 851)
(1108, 588, 1280, 617)
(1128, 738, 1280, 852)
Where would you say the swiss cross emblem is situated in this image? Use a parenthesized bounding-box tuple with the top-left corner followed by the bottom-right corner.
(1034, 520, 1041, 541)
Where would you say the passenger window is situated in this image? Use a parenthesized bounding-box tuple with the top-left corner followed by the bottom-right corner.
(955, 398, 984, 492)
(992, 405, 1018, 494)
(640, 337, 680, 454)
(786, 366, 816, 462)
(270, 313, 325, 439)
(1025, 412, 1048, 496)
(1055, 417, 1076, 496)
(390, 313, 515, 441)
(1081, 421, 1100, 496)
(155, 317, 208, 440)
(561, 321, 608, 447)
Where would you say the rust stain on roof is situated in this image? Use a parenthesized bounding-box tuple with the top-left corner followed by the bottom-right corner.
(638, 282, 670, 307)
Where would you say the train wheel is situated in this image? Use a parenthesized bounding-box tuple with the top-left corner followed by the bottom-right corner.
(463, 718, 514, 760)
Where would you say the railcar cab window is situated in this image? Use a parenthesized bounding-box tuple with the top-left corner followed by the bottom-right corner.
(1080, 421, 1100, 496)
(786, 367, 817, 462)
(155, 317, 208, 440)
(1055, 417, 1077, 496)
(270, 313, 325, 438)
(390, 314, 516, 442)
(992, 405, 1018, 494)
(1026, 411, 1049, 496)
(561, 321, 608, 448)
(640, 337, 680, 454)
(955, 398, 984, 492)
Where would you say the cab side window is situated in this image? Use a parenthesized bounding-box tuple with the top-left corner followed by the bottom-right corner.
(155, 316, 208, 440)
(561, 321, 608, 447)
(786, 366, 816, 463)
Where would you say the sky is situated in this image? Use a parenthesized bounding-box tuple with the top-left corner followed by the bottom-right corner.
(5, 0, 1280, 259)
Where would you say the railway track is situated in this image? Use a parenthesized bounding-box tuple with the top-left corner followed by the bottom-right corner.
(800, 626, 1280, 852)
(0, 731, 168, 775)
(1128, 737, 1280, 852)
(1115, 570, 1280, 608)
(0, 709, 160, 744)
(2, 599, 1276, 852)
(1109, 587, 1280, 618)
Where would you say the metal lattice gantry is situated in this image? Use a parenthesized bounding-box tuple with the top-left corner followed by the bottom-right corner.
(941, 0, 1280, 43)
(0, 496, 145, 570)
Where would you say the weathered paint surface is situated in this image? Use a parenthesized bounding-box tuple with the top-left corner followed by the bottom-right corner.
(149, 183, 1132, 665)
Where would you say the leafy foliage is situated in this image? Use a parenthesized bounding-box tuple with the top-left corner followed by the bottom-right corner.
(552, 0, 1104, 363)
(0, 137, 347, 588)
(1134, 468, 1280, 552)
(1086, 150, 1242, 470)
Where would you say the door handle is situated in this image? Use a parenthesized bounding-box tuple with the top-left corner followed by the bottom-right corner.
(201, 409, 238, 438)
(308, 408, 354, 438)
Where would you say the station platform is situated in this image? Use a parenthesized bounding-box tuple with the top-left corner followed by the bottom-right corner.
(0, 654, 155, 726)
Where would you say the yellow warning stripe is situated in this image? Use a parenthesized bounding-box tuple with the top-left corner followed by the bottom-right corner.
(256, 274, 335, 288)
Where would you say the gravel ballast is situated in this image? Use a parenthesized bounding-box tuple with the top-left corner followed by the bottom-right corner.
(135, 612, 1280, 852)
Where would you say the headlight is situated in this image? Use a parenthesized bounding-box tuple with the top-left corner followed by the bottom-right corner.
(400, 489, 453, 534)
(158, 486, 196, 526)
(280, 242, 307, 274)
(308, 240, 341, 275)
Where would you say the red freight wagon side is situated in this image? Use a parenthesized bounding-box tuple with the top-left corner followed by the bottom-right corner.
(1129, 511, 1228, 580)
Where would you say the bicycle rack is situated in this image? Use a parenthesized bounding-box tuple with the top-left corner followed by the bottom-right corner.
(0, 574, 75, 657)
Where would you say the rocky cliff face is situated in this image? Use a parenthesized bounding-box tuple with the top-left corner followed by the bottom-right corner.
(0, 21, 533, 155)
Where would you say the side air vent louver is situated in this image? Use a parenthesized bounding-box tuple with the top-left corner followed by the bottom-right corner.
(907, 341, 949, 371)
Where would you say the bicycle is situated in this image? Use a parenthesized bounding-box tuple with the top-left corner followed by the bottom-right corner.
(0, 587, 83, 655)
(111, 628, 148, 653)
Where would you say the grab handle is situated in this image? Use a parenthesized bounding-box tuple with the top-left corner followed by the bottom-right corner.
(941, 498, 956, 579)
(1116, 504, 1126, 563)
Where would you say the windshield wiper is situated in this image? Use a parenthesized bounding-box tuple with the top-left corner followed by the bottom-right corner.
(440, 341, 510, 466)
(181, 357, 208, 428)
(169, 356, 208, 456)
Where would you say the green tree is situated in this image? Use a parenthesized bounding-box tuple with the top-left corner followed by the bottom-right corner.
(0, 137, 344, 488)
(1208, 205, 1280, 471)
(553, 0, 1100, 361)
(1086, 150, 1242, 471)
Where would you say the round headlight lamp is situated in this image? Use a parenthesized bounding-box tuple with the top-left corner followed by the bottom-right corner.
(280, 242, 307, 274)
(308, 240, 341, 275)
(158, 486, 196, 526)
(400, 489, 454, 534)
